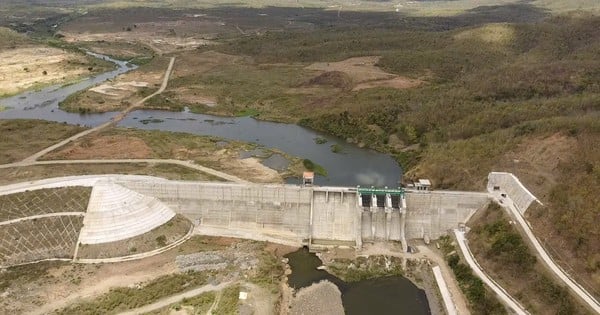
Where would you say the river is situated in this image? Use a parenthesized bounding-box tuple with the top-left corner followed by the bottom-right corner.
(0, 53, 402, 187)
(285, 248, 431, 315)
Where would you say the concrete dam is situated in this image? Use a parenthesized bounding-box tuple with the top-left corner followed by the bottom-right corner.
(119, 179, 490, 250)
(0, 175, 493, 266)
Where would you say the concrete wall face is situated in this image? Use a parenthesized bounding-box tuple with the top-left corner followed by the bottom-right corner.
(311, 191, 356, 242)
(120, 181, 312, 244)
(405, 192, 489, 240)
(487, 172, 538, 213)
(118, 179, 489, 248)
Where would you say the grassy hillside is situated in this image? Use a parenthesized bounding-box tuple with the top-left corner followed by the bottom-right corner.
(197, 11, 600, 299)
(468, 203, 588, 314)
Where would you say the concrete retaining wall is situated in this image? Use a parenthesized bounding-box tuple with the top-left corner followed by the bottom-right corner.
(405, 191, 489, 240)
(487, 172, 539, 213)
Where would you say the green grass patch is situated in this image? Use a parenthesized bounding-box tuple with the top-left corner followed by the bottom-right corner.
(438, 235, 507, 315)
(314, 137, 328, 144)
(330, 143, 343, 154)
(235, 108, 260, 117)
(302, 159, 327, 177)
(327, 256, 404, 282)
(212, 285, 241, 315)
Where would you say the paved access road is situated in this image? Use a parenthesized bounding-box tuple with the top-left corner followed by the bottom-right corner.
(493, 194, 600, 314)
(454, 229, 530, 315)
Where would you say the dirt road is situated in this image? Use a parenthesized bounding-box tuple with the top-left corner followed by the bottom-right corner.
(117, 281, 233, 315)
(19, 57, 175, 165)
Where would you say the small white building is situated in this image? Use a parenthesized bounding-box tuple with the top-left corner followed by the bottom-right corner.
(415, 179, 431, 191)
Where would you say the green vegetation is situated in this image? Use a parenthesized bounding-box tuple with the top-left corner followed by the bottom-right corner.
(212, 285, 241, 315)
(205, 14, 599, 177)
(250, 247, 285, 291)
(438, 235, 506, 314)
(330, 144, 343, 154)
(302, 159, 327, 177)
(314, 137, 328, 144)
(468, 203, 586, 314)
(56, 271, 211, 314)
(327, 256, 404, 282)
(235, 108, 260, 117)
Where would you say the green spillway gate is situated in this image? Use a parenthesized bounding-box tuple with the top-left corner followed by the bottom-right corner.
(356, 187, 405, 196)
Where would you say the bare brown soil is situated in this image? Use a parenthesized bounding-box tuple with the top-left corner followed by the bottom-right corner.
(0, 46, 112, 96)
(44, 127, 299, 183)
(496, 132, 576, 200)
(77, 214, 192, 259)
(353, 76, 424, 91)
(45, 135, 153, 160)
(60, 9, 224, 55)
(306, 56, 424, 90)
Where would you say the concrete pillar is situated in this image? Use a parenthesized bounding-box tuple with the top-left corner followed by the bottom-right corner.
(371, 194, 377, 211)
(355, 203, 362, 249)
(386, 210, 391, 241)
(308, 188, 314, 247)
(400, 195, 408, 252)
(386, 193, 392, 208)
(371, 207, 376, 239)
(358, 193, 363, 207)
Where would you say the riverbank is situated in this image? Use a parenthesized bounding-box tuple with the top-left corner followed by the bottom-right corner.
(0, 27, 115, 98)
(283, 247, 435, 315)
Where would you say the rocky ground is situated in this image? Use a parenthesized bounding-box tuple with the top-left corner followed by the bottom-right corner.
(289, 280, 344, 315)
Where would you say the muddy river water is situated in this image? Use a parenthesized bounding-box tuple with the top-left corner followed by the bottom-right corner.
(0, 54, 429, 313)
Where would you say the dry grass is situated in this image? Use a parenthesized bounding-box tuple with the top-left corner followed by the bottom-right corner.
(77, 214, 192, 259)
(0, 163, 221, 185)
(0, 187, 91, 221)
(0, 120, 85, 164)
(468, 203, 587, 314)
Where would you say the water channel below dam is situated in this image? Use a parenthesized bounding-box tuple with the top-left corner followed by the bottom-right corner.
(285, 248, 431, 315)
(0, 53, 431, 313)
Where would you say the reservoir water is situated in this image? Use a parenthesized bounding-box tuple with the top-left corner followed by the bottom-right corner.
(0, 53, 402, 187)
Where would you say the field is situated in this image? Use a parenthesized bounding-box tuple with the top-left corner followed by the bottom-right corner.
(0, 120, 85, 164)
